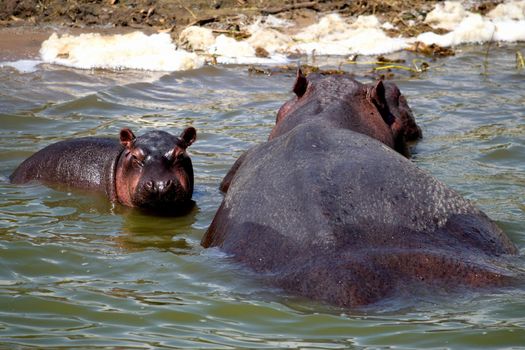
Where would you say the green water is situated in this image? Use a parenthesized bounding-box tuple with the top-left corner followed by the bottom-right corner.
(1, 44, 524, 349)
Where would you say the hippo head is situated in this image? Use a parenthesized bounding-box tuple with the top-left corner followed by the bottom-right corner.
(272, 70, 422, 156)
(114, 127, 196, 214)
(381, 81, 422, 143)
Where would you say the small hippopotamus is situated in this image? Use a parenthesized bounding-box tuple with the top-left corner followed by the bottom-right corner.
(10, 127, 197, 214)
(202, 72, 518, 307)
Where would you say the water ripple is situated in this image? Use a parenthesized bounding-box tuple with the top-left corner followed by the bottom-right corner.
(0, 44, 524, 349)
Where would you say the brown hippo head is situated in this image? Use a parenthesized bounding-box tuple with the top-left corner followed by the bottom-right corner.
(271, 70, 422, 156)
(115, 127, 196, 214)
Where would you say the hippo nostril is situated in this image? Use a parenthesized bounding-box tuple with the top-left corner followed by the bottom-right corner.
(144, 179, 177, 196)
(146, 180, 154, 191)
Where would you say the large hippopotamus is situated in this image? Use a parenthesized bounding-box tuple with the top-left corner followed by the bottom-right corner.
(202, 71, 518, 307)
(10, 127, 197, 214)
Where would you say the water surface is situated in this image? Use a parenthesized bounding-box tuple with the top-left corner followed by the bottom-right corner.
(1, 44, 524, 349)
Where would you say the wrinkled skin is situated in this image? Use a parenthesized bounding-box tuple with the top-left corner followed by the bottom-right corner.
(202, 73, 518, 307)
(10, 127, 197, 215)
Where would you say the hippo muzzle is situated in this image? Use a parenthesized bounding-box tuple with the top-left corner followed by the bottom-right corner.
(132, 162, 193, 210)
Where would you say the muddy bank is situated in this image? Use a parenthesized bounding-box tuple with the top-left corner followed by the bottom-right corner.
(0, 1, 502, 37)
(1, 1, 517, 67)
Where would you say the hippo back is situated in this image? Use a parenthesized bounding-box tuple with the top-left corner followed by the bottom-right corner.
(10, 138, 122, 199)
(203, 123, 517, 306)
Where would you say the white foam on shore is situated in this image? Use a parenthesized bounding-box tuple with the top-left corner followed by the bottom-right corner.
(215, 53, 289, 65)
(290, 14, 410, 56)
(203, 2, 525, 61)
(208, 34, 257, 58)
(179, 26, 215, 51)
(0, 59, 43, 73)
(208, 34, 290, 65)
(424, 1, 468, 31)
(246, 28, 294, 54)
(40, 31, 204, 71)
(487, 1, 525, 20)
(417, 1, 525, 46)
(36, 1, 525, 72)
(246, 14, 293, 34)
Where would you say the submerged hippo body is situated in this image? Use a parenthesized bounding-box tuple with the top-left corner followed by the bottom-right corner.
(10, 127, 197, 214)
(202, 72, 517, 307)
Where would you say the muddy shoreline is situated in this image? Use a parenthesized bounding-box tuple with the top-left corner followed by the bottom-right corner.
(0, 0, 504, 61)
(2, 1, 444, 31)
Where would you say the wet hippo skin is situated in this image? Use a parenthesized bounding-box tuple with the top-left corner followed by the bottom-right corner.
(202, 72, 518, 307)
(10, 127, 197, 215)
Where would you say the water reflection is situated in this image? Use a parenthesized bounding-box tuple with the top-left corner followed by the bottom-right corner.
(116, 204, 199, 253)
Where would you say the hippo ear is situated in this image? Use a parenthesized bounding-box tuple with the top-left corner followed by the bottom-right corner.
(369, 80, 394, 126)
(172, 127, 197, 159)
(293, 68, 308, 98)
(180, 127, 197, 148)
(120, 128, 136, 149)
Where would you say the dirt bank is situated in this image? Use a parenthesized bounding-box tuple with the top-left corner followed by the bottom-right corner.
(0, 0, 503, 61)
(0, 1, 503, 35)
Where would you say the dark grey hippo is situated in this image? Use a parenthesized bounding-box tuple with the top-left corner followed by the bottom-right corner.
(10, 127, 197, 215)
(201, 72, 518, 307)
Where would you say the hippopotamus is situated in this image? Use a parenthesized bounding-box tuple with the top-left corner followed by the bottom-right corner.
(270, 70, 422, 151)
(201, 72, 518, 307)
(10, 127, 197, 214)
(220, 71, 421, 193)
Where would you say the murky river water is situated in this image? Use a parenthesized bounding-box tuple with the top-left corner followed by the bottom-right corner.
(1, 44, 524, 349)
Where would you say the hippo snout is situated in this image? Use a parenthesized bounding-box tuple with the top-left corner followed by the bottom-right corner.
(144, 179, 175, 194)
(135, 177, 189, 208)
